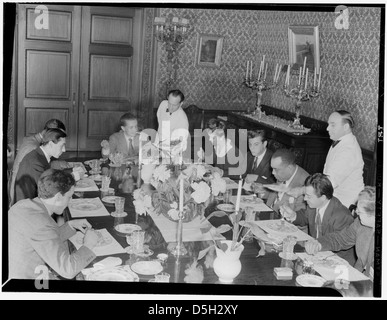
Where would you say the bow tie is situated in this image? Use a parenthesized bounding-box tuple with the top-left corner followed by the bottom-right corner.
(331, 140, 340, 148)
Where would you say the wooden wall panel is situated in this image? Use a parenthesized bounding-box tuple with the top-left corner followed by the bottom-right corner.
(26, 50, 70, 98)
(27, 9, 72, 41)
(25, 108, 68, 136)
(87, 110, 124, 138)
(91, 15, 132, 45)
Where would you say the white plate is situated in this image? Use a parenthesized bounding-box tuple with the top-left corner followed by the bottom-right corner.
(131, 261, 163, 275)
(124, 245, 154, 257)
(86, 266, 139, 282)
(296, 274, 326, 287)
(102, 196, 119, 204)
(70, 201, 102, 211)
(217, 203, 235, 212)
(115, 223, 141, 234)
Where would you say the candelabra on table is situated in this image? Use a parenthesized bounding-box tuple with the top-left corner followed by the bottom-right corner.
(170, 208, 188, 257)
(243, 56, 281, 118)
(283, 61, 321, 129)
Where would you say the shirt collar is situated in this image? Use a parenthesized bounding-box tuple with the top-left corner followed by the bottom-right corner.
(284, 165, 298, 187)
(317, 199, 330, 221)
(40, 146, 51, 163)
(256, 149, 267, 162)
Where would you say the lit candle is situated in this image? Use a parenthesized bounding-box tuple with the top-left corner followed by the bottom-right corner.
(250, 61, 253, 80)
(179, 176, 184, 212)
(273, 64, 278, 82)
(318, 67, 322, 91)
(298, 67, 302, 86)
(304, 68, 308, 90)
(262, 55, 265, 67)
(246, 61, 249, 80)
(286, 65, 290, 86)
(264, 63, 268, 80)
(258, 61, 262, 80)
(303, 56, 307, 77)
(276, 64, 282, 82)
(235, 179, 243, 213)
(314, 67, 317, 88)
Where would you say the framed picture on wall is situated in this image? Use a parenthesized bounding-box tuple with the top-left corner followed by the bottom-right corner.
(288, 25, 320, 73)
(196, 33, 224, 68)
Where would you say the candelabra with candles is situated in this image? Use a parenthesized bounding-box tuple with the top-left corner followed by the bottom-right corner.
(283, 57, 322, 129)
(154, 15, 191, 93)
(243, 56, 282, 117)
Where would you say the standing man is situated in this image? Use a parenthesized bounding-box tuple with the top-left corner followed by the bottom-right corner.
(243, 130, 275, 184)
(108, 112, 140, 159)
(14, 128, 67, 203)
(324, 110, 364, 208)
(155, 89, 189, 158)
(9, 169, 98, 279)
(281, 173, 355, 265)
(266, 148, 309, 213)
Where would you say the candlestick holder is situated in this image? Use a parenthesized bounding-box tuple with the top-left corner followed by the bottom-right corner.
(284, 71, 320, 129)
(243, 77, 279, 117)
(170, 209, 188, 257)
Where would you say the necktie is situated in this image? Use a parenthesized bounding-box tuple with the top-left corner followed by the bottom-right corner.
(128, 137, 134, 156)
(252, 157, 259, 170)
(315, 209, 322, 238)
(331, 140, 340, 148)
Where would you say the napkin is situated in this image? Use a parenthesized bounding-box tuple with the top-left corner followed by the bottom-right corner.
(74, 178, 99, 192)
(68, 198, 110, 218)
(81, 257, 123, 277)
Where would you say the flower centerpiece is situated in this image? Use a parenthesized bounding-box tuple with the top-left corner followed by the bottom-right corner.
(108, 151, 125, 167)
(101, 139, 110, 158)
(133, 162, 227, 222)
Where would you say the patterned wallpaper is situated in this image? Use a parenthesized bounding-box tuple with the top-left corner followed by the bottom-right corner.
(153, 7, 381, 151)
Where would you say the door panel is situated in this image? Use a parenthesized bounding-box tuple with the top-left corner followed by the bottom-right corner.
(17, 4, 81, 151)
(78, 6, 143, 151)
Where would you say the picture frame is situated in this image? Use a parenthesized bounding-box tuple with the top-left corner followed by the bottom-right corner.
(288, 25, 320, 73)
(196, 33, 224, 68)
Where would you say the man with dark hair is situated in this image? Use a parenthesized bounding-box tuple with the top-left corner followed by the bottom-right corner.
(9, 119, 68, 206)
(108, 112, 140, 158)
(155, 89, 189, 155)
(243, 130, 275, 184)
(14, 128, 68, 203)
(281, 173, 355, 265)
(266, 148, 309, 213)
(324, 110, 364, 208)
(9, 169, 98, 279)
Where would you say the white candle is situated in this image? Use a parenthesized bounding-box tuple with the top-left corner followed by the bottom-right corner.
(318, 67, 322, 91)
(276, 64, 282, 82)
(273, 64, 278, 82)
(179, 176, 184, 212)
(304, 68, 308, 90)
(286, 65, 290, 86)
(138, 133, 143, 165)
(298, 67, 302, 86)
(246, 61, 249, 80)
(235, 179, 243, 213)
(262, 55, 265, 67)
(250, 61, 253, 80)
(303, 56, 307, 76)
(258, 61, 262, 80)
(264, 63, 268, 80)
(314, 67, 317, 87)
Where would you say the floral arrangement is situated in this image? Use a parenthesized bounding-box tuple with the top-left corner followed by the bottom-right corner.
(133, 162, 227, 222)
(108, 151, 125, 166)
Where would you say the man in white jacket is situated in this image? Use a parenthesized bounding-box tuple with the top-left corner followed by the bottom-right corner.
(324, 110, 364, 208)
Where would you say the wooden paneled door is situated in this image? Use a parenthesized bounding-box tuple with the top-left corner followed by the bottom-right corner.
(16, 4, 144, 155)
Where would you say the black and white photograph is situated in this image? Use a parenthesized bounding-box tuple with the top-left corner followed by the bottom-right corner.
(1, 1, 384, 303)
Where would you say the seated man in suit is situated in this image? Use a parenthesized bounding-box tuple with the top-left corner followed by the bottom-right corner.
(108, 112, 140, 159)
(9, 119, 69, 207)
(281, 173, 355, 265)
(305, 186, 376, 281)
(243, 129, 275, 185)
(9, 169, 98, 279)
(14, 128, 68, 203)
(204, 118, 246, 180)
(266, 148, 309, 213)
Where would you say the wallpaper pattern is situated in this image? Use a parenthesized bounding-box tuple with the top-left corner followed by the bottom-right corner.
(154, 7, 381, 151)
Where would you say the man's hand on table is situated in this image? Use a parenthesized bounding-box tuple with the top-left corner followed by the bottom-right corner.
(279, 204, 297, 222)
(83, 229, 99, 250)
(68, 219, 92, 233)
(304, 239, 322, 255)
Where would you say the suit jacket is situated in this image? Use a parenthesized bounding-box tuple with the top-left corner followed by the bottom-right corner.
(244, 149, 275, 184)
(109, 131, 139, 158)
(8, 198, 96, 279)
(319, 218, 374, 275)
(14, 147, 50, 204)
(265, 165, 309, 213)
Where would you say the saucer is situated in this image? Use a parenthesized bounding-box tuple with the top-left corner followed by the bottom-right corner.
(217, 203, 235, 213)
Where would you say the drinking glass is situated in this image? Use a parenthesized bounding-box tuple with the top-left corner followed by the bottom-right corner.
(114, 196, 125, 214)
(282, 235, 297, 259)
(131, 230, 145, 254)
(101, 176, 111, 191)
(155, 272, 170, 283)
(223, 189, 231, 204)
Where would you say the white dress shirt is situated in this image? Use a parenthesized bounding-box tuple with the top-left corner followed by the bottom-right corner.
(278, 166, 299, 201)
(253, 149, 267, 170)
(39, 146, 51, 163)
(323, 132, 364, 207)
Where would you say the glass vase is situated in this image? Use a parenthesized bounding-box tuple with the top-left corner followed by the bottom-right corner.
(170, 211, 188, 257)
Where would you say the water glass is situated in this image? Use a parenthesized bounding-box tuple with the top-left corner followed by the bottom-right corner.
(155, 272, 170, 283)
(282, 235, 297, 258)
(114, 196, 125, 214)
(131, 230, 145, 254)
(223, 189, 231, 204)
(101, 176, 111, 191)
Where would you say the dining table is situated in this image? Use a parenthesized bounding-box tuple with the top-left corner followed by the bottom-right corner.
(62, 157, 374, 298)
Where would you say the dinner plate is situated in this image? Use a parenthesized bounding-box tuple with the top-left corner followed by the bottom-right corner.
(124, 245, 154, 257)
(86, 266, 139, 282)
(296, 274, 326, 287)
(102, 196, 119, 204)
(70, 201, 102, 211)
(217, 203, 235, 213)
(115, 223, 141, 235)
(130, 260, 163, 275)
(264, 183, 289, 193)
(76, 179, 94, 188)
